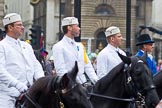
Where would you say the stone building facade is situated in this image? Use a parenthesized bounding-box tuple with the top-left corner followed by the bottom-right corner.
(68, 0, 153, 54)
(1, 0, 153, 55)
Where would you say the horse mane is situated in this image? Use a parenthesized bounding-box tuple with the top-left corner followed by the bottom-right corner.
(25, 76, 57, 108)
(29, 76, 54, 95)
(94, 62, 124, 92)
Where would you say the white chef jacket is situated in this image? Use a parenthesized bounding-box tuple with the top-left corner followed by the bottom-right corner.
(0, 35, 44, 108)
(52, 36, 98, 84)
(97, 44, 126, 79)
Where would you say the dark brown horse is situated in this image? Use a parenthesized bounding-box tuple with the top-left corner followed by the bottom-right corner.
(23, 62, 93, 108)
(90, 53, 159, 108)
(153, 71, 162, 99)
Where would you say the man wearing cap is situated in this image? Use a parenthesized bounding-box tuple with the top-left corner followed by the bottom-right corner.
(135, 34, 157, 75)
(0, 13, 44, 108)
(52, 17, 98, 85)
(97, 26, 126, 79)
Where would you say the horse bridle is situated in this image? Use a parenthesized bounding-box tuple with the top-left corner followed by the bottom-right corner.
(52, 76, 78, 108)
(53, 84, 78, 108)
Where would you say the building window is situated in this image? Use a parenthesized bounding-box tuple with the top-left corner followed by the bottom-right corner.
(61, 3, 65, 15)
(136, 1, 145, 18)
(95, 4, 115, 15)
(136, 5, 140, 17)
(96, 31, 107, 51)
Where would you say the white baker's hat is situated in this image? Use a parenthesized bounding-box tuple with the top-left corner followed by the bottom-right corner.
(2, 13, 22, 26)
(61, 17, 79, 26)
(105, 26, 120, 37)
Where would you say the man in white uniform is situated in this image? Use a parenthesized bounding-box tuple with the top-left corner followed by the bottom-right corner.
(97, 26, 126, 79)
(0, 13, 44, 108)
(52, 17, 98, 85)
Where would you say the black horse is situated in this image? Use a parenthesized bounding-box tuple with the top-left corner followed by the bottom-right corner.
(23, 62, 92, 108)
(90, 53, 159, 108)
(153, 71, 162, 99)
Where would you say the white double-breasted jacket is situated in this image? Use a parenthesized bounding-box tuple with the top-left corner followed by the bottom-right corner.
(97, 44, 126, 79)
(52, 36, 98, 84)
(0, 36, 44, 99)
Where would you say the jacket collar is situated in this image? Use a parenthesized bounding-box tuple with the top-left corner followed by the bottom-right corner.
(107, 44, 120, 52)
(63, 36, 76, 44)
(5, 35, 21, 45)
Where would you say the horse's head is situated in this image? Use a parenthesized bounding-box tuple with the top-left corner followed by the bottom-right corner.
(118, 52, 160, 108)
(52, 61, 93, 108)
(25, 62, 92, 108)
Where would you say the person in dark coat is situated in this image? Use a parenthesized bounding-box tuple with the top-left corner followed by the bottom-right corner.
(135, 34, 157, 75)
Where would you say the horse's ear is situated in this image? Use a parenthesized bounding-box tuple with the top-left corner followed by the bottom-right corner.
(140, 51, 147, 63)
(60, 62, 78, 87)
(67, 61, 78, 81)
(61, 73, 69, 86)
(117, 52, 131, 65)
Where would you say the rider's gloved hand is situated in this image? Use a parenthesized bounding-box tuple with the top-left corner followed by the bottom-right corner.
(15, 82, 28, 93)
